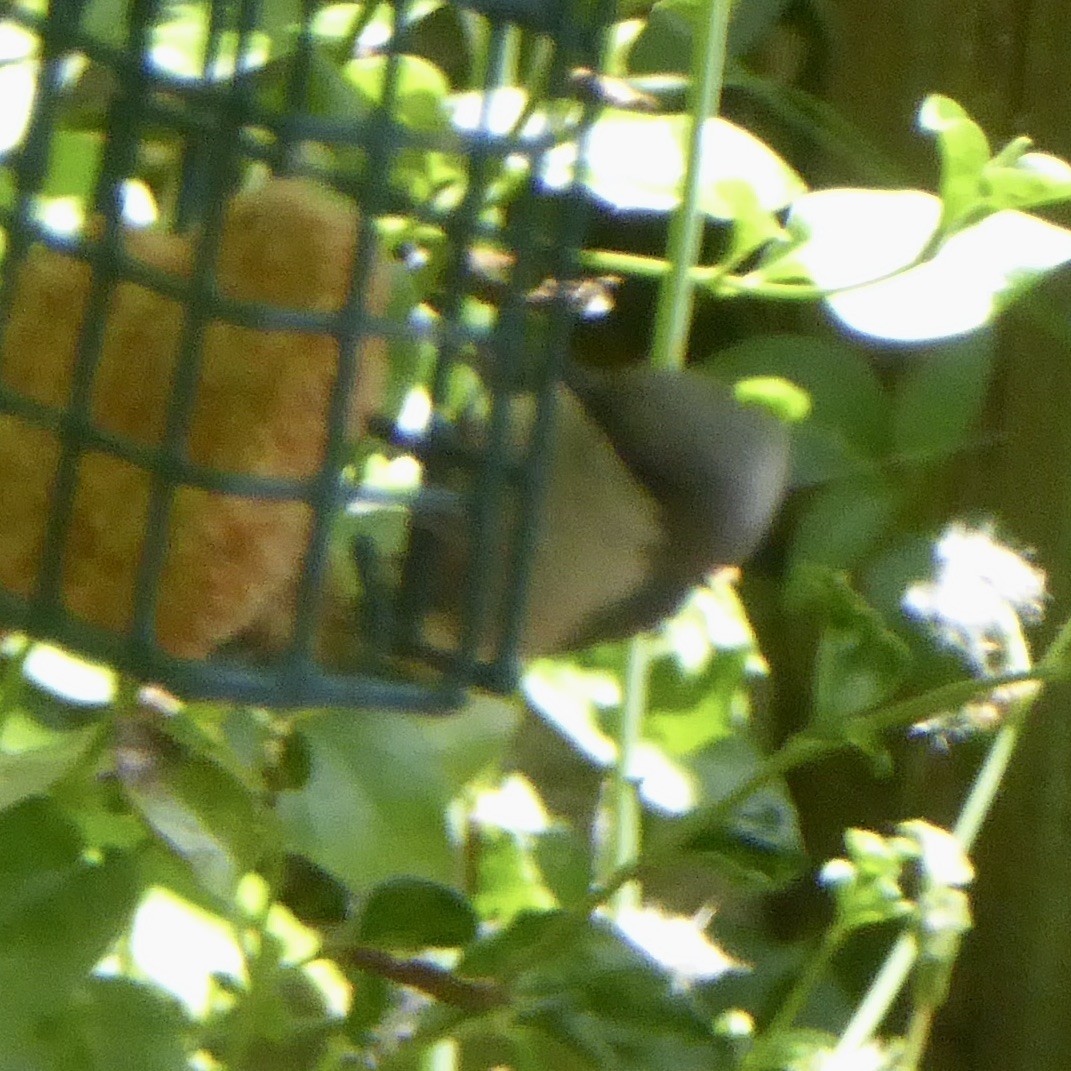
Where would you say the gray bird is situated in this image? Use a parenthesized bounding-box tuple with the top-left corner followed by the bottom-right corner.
(408, 362, 793, 663)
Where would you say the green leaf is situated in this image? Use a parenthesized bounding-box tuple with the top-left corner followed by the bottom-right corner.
(532, 826, 592, 910)
(277, 698, 517, 894)
(256, 43, 369, 120)
(358, 877, 479, 950)
(917, 94, 991, 227)
(708, 333, 891, 487)
(472, 827, 558, 925)
(733, 375, 812, 424)
(40, 130, 104, 202)
(444, 911, 732, 1071)
(343, 54, 452, 133)
(540, 110, 803, 217)
(812, 625, 909, 731)
(115, 713, 273, 900)
(413, 693, 521, 788)
(0, 715, 102, 813)
(42, 977, 190, 1071)
(79, 0, 131, 46)
(892, 332, 995, 462)
(202, 962, 336, 1071)
(0, 800, 140, 1043)
(789, 477, 905, 571)
(627, 2, 692, 75)
(450, 0, 608, 43)
(252, 0, 306, 43)
(665, 736, 805, 889)
(787, 567, 912, 737)
(629, 0, 794, 75)
(981, 150, 1071, 212)
(643, 651, 747, 758)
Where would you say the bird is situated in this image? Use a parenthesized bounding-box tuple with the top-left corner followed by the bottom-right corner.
(0, 173, 793, 689)
(405, 359, 793, 664)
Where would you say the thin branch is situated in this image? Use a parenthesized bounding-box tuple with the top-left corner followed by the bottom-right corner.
(338, 946, 507, 1014)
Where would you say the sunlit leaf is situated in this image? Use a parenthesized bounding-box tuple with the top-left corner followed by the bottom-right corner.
(0, 718, 102, 813)
(148, 5, 272, 81)
(343, 53, 452, 132)
(979, 149, 1071, 213)
(0, 54, 36, 154)
(311, 2, 444, 48)
(541, 110, 803, 216)
(769, 188, 1071, 341)
(523, 661, 620, 768)
(611, 903, 741, 986)
(471, 827, 558, 925)
(898, 820, 974, 888)
(823, 209, 1071, 342)
(125, 885, 245, 1018)
(918, 94, 991, 226)
(757, 188, 942, 290)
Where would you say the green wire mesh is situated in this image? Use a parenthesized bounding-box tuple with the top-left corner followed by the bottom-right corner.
(0, 0, 611, 709)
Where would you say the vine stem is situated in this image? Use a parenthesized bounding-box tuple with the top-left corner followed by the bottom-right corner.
(587, 665, 1064, 910)
(744, 926, 849, 1069)
(649, 0, 732, 368)
(0, 635, 29, 738)
(832, 610, 1071, 1057)
(603, 634, 649, 917)
(598, 0, 733, 919)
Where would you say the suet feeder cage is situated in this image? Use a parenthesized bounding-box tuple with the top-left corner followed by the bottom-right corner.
(0, 0, 610, 709)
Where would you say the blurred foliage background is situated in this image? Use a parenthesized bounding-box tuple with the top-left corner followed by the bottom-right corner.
(816, 2, 1071, 1067)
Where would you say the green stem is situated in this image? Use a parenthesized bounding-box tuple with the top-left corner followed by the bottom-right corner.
(834, 932, 919, 1055)
(603, 635, 650, 917)
(649, 0, 732, 369)
(589, 665, 1059, 909)
(113, 674, 142, 717)
(832, 613, 1071, 1056)
(846, 666, 1062, 740)
(747, 927, 848, 1068)
(900, 1002, 936, 1071)
(579, 248, 917, 302)
(955, 612, 1071, 849)
(0, 636, 29, 738)
(461, 11, 491, 90)
(590, 732, 828, 908)
(486, 23, 521, 90)
(833, 712, 1030, 1056)
(342, 1, 378, 61)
